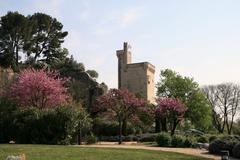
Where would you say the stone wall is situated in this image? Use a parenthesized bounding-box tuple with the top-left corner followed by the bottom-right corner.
(0, 67, 14, 94)
(116, 42, 155, 103)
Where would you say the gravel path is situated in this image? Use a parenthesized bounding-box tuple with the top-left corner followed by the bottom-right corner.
(80, 142, 221, 160)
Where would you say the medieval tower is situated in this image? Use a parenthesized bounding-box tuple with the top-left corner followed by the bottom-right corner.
(116, 42, 155, 103)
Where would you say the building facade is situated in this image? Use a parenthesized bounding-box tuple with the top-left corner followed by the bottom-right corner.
(116, 42, 155, 103)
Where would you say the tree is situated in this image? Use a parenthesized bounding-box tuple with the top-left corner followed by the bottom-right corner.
(94, 88, 145, 144)
(202, 83, 240, 134)
(74, 103, 92, 145)
(7, 68, 69, 109)
(86, 70, 99, 79)
(156, 69, 212, 130)
(0, 11, 29, 70)
(25, 13, 68, 64)
(156, 98, 187, 135)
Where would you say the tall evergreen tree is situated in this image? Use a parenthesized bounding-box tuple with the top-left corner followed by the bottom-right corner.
(0, 11, 29, 70)
(25, 13, 68, 64)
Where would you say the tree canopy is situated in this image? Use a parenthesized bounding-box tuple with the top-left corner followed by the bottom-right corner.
(0, 11, 68, 70)
(156, 69, 212, 130)
(6, 68, 69, 109)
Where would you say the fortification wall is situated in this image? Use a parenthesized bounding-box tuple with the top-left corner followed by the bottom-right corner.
(0, 67, 14, 93)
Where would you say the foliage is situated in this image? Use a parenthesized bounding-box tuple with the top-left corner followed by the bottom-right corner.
(171, 135, 185, 147)
(138, 133, 157, 142)
(156, 98, 187, 135)
(0, 101, 91, 144)
(6, 68, 69, 109)
(25, 13, 68, 64)
(233, 142, 240, 158)
(208, 136, 239, 156)
(156, 132, 171, 147)
(0, 12, 68, 69)
(86, 70, 99, 79)
(203, 83, 240, 134)
(197, 136, 208, 143)
(184, 138, 196, 147)
(156, 69, 212, 130)
(85, 133, 98, 144)
(209, 135, 218, 142)
(74, 103, 92, 145)
(0, 11, 29, 70)
(94, 88, 146, 144)
(0, 98, 18, 143)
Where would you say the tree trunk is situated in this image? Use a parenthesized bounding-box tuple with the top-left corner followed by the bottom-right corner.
(118, 119, 122, 144)
(161, 118, 167, 132)
(122, 119, 127, 136)
(155, 116, 161, 133)
(171, 120, 178, 136)
(77, 123, 82, 145)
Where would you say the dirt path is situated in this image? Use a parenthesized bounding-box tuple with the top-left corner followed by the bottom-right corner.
(80, 142, 221, 160)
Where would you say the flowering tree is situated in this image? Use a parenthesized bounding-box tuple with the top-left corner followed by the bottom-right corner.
(94, 88, 145, 144)
(156, 98, 187, 135)
(7, 68, 69, 109)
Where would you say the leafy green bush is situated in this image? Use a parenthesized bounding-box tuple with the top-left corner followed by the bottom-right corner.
(0, 98, 18, 143)
(209, 135, 218, 142)
(171, 135, 185, 147)
(93, 118, 119, 136)
(209, 138, 239, 156)
(0, 104, 82, 144)
(197, 136, 208, 143)
(156, 132, 171, 147)
(184, 138, 196, 147)
(138, 133, 157, 142)
(233, 142, 240, 158)
(86, 133, 98, 144)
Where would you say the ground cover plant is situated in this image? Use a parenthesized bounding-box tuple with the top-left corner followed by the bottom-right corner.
(0, 144, 209, 160)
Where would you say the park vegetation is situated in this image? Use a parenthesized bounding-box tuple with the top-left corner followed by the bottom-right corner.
(0, 10, 240, 159)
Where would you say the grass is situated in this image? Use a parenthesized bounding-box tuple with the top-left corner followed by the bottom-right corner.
(0, 144, 209, 160)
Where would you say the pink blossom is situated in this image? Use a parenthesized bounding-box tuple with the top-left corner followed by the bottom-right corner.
(7, 68, 70, 109)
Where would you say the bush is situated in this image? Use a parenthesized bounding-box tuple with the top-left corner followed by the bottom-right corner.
(156, 132, 171, 147)
(233, 142, 240, 158)
(93, 118, 119, 136)
(86, 133, 98, 144)
(138, 133, 157, 142)
(209, 135, 218, 142)
(209, 138, 239, 156)
(197, 136, 208, 143)
(171, 135, 185, 147)
(1, 105, 80, 144)
(184, 138, 196, 147)
(0, 98, 18, 143)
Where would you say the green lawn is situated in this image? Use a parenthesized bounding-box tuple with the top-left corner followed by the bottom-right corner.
(0, 144, 208, 160)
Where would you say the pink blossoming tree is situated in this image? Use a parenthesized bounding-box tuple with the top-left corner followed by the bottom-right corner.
(94, 88, 145, 144)
(156, 98, 187, 135)
(7, 68, 69, 109)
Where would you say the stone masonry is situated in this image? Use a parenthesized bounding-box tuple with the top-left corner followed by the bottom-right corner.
(116, 42, 155, 103)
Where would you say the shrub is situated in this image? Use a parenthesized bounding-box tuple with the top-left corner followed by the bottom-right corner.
(233, 142, 240, 158)
(171, 135, 185, 147)
(197, 136, 208, 143)
(93, 118, 119, 136)
(184, 138, 196, 147)
(156, 132, 171, 147)
(138, 133, 157, 142)
(209, 139, 238, 156)
(86, 133, 98, 144)
(209, 135, 218, 142)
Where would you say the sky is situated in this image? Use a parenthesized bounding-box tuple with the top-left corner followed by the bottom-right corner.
(1, 0, 240, 88)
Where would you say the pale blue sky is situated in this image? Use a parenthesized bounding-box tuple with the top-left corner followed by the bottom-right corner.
(1, 0, 240, 88)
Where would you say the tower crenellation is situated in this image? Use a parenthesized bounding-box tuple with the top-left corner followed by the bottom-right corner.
(116, 42, 155, 103)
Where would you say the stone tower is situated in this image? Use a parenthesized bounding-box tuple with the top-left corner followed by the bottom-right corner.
(116, 42, 155, 103)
